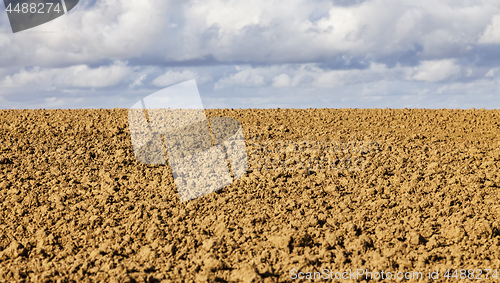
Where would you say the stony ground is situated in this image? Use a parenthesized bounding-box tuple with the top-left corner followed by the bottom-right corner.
(1, 108, 500, 282)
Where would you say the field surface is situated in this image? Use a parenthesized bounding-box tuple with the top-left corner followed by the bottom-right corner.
(1, 109, 500, 282)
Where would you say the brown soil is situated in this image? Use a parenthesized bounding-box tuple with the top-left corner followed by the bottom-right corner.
(1, 108, 500, 282)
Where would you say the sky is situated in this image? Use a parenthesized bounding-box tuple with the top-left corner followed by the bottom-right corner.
(1, 0, 500, 109)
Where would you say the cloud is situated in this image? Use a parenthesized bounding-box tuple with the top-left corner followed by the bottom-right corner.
(0, 0, 171, 67)
(272, 74, 291, 88)
(409, 59, 461, 82)
(479, 14, 500, 44)
(181, 0, 500, 64)
(44, 97, 65, 107)
(309, 63, 395, 87)
(0, 61, 132, 88)
(152, 70, 212, 87)
(2, 0, 499, 68)
(214, 63, 405, 90)
(214, 66, 267, 89)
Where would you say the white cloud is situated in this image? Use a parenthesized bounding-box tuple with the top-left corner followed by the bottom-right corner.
(311, 63, 394, 87)
(44, 97, 65, 107)
(272, 74, 291, 87)
(152, 70, 212, 87)
(408, 59, 461, 82)
(436, 79, 500, 96)
(0, 0, 171, 67)
(1, 0, 497, 68)
(180, 0, 500, 63)
(214, 63, 405, 89)
(214, 67, 266, 89)
(479, 14, 500, 44)
(0, 61, 132, 88)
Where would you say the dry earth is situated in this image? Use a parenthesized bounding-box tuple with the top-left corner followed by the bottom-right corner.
(1, 108, 500, 282)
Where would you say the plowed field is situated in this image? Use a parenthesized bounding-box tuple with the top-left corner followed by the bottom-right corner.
(1, 109, 500, 282)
